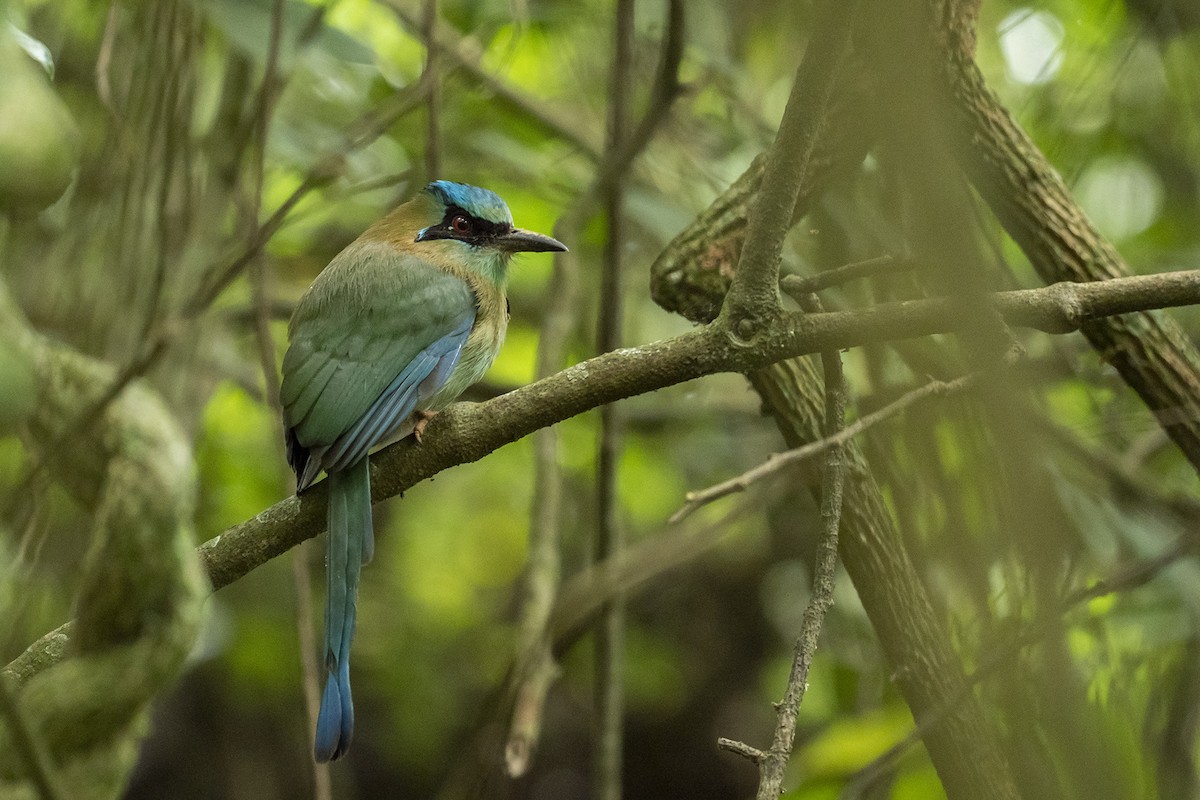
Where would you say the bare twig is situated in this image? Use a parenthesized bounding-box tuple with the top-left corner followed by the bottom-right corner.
(1031, 411, 1200, 524)
(247, 0, 285, 407)
(550, 493, 751, 648)
(721, 0, 859, 328)
(504, 0, 685, 777)
(502, 204, 583, 778)
(672, 346, 1022, 524)
(292, 544, 331, 800)
(724, 330, 848, 799)
(556, 0, 685, 225)
(780, 255, 918, 298)
(95, 1, 120, 113)
(445, 492, 750, 798)
(244, 5, 329, 794)
(718, 737, 765, 764)
(384, 0, 602, 159)
(504, 219, 576, 775)
(138, 1, 194, 345)
(592, 3, 635, 797)
(421, 0, 441, 181)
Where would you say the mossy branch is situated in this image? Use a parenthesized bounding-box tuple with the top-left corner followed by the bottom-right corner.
(0, 284, 205, 800)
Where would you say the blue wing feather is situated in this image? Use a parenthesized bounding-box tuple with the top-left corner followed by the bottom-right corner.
(319, 310, 474, 476)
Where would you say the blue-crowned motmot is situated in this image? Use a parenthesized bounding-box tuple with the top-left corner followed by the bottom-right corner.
(280, 181, 566, 762)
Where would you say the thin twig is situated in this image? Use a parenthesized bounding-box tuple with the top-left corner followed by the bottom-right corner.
(292, 544, 331, 800)
(550, 492, 753, 649)
(504, 198, 583, 779)
(137, 0, 191, 345)
(247, 0, 285, 407)
(593, 3, 635, 797)
(95, 1, 120, 114)
(672, 347, 1021, 524)
(538, 0, 685, 239)
(503, 0, 685, 778)
(721, 0, 859, 327)
(421, 0, 441, 181)
(245, 4, 329, 794)
(384, 0, 602, 159)
(718, 737, 765, 764)
(442, 491, 753, 799)
(1030, 410, 1200, 523)
(723, 327, 848, 798)
(780, 255, 917, 298)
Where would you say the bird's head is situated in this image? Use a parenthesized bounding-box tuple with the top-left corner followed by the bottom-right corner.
(407, 181, 566, 282)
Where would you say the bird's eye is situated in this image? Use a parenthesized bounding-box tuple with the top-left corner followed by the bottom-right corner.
(451, 215, 473, 236)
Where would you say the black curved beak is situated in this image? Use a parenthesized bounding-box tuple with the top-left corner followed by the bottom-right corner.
(497, 228, 568, 253)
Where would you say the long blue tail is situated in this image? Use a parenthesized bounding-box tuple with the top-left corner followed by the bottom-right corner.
(314, 456, 372, 762)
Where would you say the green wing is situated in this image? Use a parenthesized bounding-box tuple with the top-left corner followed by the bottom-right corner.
(280, 243, 476, 472)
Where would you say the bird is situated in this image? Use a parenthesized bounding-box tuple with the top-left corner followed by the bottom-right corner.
(279, 180, 567, 762)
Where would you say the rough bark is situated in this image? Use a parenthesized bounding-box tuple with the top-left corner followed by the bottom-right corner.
(936, 0, 1200, 472)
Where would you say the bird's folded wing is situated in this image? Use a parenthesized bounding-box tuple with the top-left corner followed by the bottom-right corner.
(281, 248, 477, 487)
(321, 312, 473, 474)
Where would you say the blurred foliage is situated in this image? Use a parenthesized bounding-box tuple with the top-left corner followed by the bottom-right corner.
(1, 0, 1200, 798)
(0, 29, 79, 214)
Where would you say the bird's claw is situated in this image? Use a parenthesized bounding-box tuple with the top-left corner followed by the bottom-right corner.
(413, 410, 438, 443)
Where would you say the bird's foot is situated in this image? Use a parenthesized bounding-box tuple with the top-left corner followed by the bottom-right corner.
(413, 410, 439, 443)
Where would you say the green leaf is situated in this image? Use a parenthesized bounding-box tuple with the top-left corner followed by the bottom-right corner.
(8, 24, 54, 78)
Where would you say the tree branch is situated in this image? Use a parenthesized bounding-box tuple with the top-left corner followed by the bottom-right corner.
(648, 28, 1022, 792)
(936, 0, 1200, 473)
(672, 346, 1021, 524)
(720, 0, 858, 328)
(10, 270, 1200, 678)
(592, 2, 635, 797)
(738, 344, 847, 800)
(193, 270, 1200, 586)
(779, 254, 916, 297)
(420, 0, 441, 183)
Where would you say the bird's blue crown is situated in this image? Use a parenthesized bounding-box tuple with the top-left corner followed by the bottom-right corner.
(425, 181, 514, 226)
